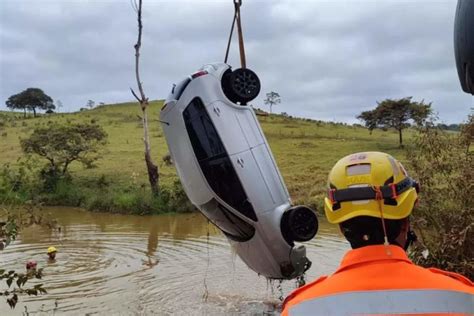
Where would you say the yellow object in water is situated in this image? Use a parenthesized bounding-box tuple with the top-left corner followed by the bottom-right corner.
(47, 246, 57, 254)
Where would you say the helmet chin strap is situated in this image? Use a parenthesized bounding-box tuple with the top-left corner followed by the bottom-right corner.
(404, 229, 418, 251)
(373, 185, 391, 255)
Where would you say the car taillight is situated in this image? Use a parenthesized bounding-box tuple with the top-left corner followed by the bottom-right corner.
(191, 70, 208, 79)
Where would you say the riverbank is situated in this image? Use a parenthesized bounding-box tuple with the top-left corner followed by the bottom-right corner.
(1, 178, 193, 215)
(0, 101, 408, 214)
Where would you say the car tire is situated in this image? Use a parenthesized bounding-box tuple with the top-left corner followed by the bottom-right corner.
(222, 68, 261, 104)
(281, 206, 318, 243)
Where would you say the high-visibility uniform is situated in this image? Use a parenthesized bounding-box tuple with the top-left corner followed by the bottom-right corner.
(282, 245, 473, 316)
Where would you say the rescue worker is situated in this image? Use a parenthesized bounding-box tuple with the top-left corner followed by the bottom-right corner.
(282, 151, 473, 316)
(47, 246, 57, 261)
(26, 260, 37, 274)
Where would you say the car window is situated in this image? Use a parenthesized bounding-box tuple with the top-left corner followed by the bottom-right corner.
(200, 198, 255, 242)
(184, 98, 257, 222)
(183, 99, 226, 160)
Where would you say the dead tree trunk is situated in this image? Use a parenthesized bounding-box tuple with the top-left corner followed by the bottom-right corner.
(131, 0, 159, 196)
(398, 128, 403, 147)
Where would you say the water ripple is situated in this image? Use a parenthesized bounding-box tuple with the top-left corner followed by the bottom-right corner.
(0, 208, 346, 315)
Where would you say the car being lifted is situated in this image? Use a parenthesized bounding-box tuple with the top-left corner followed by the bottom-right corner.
(160, 63, 318, 279)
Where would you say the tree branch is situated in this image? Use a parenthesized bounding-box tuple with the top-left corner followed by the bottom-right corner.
(130, 88, 141, 103)
(132, 0, 148, 110)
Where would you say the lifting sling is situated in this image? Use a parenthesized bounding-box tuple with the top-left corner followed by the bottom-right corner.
(224, 0, 246, 69)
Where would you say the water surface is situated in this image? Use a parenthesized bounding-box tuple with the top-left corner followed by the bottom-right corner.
(0, 207, 348, 315)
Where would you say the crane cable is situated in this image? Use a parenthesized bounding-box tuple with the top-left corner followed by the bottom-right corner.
(224, 0, 246, 69)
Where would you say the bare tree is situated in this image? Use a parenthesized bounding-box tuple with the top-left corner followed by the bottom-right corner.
(264, 91, 281, 114)
(56, 100, 63, 113)
(130, 0, 159, 195)
(86, 100, 95, 109)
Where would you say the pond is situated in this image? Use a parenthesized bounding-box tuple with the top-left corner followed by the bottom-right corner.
(0, 207, 348, 315)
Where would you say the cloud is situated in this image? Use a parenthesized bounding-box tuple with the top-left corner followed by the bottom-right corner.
(0, 0, 471, 123)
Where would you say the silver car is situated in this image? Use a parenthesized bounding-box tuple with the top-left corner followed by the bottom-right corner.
(160, 63, 318, 279)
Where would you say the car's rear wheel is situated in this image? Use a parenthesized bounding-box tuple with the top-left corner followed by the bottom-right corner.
(281, 206, 318, 244)
(222, 68, 261, 104)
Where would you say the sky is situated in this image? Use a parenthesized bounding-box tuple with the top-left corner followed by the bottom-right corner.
(0, 0, 472, 124)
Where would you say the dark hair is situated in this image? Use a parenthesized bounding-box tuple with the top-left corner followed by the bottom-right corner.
(340, 216, 405, 249)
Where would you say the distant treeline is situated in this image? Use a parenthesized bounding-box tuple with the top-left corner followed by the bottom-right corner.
(436, 123, 461, 131)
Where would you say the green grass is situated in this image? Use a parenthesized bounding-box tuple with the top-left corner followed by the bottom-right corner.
(0, 102, 413, 213)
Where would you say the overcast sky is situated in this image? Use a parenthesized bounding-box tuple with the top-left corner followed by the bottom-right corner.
(0, 0, 472, 123)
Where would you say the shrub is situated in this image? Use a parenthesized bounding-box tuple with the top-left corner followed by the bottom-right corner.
(0, 157, 42, 201)
(407, 114, 473, 279)
(115, 192, 139, 211)
(40, 179, 85, 206)
(20, 123, 107, 184)
(165, 179, 194, 213)
(97, 174, 109, 189)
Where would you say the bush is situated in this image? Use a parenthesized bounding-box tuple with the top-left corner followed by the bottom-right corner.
(0, 157, 42, 202)
(40, 179, 86, 206)
(20, 123, 107, 183)
(81, 182, 187, 215)
(407, 114, 473, 279)
(115, 192, 140, 210)
(165, 179, 194, 213)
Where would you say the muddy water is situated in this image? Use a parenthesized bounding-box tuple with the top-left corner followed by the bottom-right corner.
(0, 207, 348, 315)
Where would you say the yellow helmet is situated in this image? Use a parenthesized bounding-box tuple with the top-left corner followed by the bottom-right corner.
(324, 152, 419, 224)
(47, 246, 57, 254)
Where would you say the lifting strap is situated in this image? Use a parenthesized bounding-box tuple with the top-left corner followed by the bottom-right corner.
(224, 0, 246, 69)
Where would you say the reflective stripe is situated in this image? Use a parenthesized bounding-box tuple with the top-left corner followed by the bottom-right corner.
(289, 289, 474, 315)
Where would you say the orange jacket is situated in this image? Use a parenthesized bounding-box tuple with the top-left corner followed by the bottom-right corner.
(282, 245, 473, 316)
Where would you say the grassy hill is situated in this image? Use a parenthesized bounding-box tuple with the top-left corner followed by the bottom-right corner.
(0, 101, 410, 213)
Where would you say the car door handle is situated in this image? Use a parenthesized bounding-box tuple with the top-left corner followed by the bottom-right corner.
(237, 158, 244, 168)
(213, 106, 221, 116)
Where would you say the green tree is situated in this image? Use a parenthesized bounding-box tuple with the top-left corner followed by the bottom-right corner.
(20, 124, 107, 182)
(5, 88, 54, 118)
(5, 93, 27, 118)
(357, 97, 432, 146)
(264, 91, 281, 114)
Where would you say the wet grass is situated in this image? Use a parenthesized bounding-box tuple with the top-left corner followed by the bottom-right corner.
(0, 102, 412, 213)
